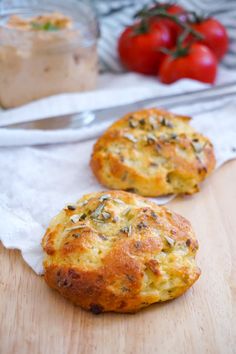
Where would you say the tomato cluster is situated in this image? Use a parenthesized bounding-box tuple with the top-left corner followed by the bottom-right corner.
(118, 2, 228, 84)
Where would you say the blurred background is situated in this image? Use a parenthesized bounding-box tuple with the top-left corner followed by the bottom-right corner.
(92, 0, 236, 72)
(1, 0, 235, 73)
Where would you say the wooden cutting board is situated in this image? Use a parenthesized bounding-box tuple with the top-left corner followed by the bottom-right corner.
(1, 161, 235, 354)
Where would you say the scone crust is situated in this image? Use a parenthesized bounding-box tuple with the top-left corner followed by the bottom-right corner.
(42, 191, 200, 313)
(90, 108, 215, 197)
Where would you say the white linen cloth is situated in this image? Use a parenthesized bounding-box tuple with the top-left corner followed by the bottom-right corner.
(0, 70, 236, 274)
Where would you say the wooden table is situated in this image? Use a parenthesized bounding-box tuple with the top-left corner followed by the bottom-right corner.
(1, 161, 235, 354)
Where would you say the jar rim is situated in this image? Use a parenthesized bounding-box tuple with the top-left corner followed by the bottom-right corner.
(0, 1, 100, 45)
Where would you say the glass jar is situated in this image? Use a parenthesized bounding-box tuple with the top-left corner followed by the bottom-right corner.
(0, 0, 99, 108)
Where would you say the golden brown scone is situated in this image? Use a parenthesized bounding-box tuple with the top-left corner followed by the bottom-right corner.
(90, 108, 215, 197)
(42, 190, 200, 314)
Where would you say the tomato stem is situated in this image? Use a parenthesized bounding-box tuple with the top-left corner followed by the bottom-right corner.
(187, 11, 208, 24)
(135, 7, 204, 40)
(161, 29, 194, 59)
(132, 18, 150, 35)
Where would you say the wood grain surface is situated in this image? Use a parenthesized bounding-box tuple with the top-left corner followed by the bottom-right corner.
(1, 161, 235, 354)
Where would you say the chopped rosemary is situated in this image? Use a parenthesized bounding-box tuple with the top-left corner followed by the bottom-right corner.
(112, 216, 119, 223)
(139, 118, 145, 126)
(120, 226, 129, 233)
(123, 133, 138, 143)
(91, 203, 105, 219)
(149, 115, 158, 129)
(137, 221, 148, 230)
(70, 214, 81, 223)
(186, 239, 191, 247)
(164, 235, 175, 247)
(70, 213, 86, 223)
(72, 233, 81, 238)
(160, 117, 173, 128)
(170, 133, 177, 140)
(121, 286, 129, 292)
(151, 211, 157, 219)
(99, 194, 111, 202)
(31, 21, 60, 31)
(93, 219, 104, 223)
(134, 241, 142, 249)
(99, 235, 108, 241)
(101, 211, 111, 220)
(191, 141, 203, 153)
(146, 133, 157, 144)
(120, 225, 132, 236)
(128, 225, 132, 236)
(78, 200, 88, 207)
(113, 198, 125, 205)
(129, 120, 138, 128)
(67, 205, 76, 211)
(122, 207, 131, 216)
(65, 224, 86, 232)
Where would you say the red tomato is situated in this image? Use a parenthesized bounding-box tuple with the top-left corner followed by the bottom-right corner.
(159, 43, 217, 84)
(118, 21, 174, 75)
(151, 3, 187, 41)
(190, 18, 228, 60)
(166, 4, 186, 16)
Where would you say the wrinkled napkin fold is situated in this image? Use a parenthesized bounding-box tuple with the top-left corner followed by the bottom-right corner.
(0, 101, 236, 274)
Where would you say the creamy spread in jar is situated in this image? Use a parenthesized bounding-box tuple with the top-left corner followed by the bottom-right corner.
(7, 12, 73, 31)
(0, 9, 98, 108)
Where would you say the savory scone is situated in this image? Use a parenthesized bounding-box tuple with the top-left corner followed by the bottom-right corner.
(42, 190, 200, 313)
(90, 108, 215, 197)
